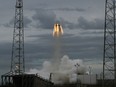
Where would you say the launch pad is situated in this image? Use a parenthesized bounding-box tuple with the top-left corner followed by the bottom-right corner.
(1, 0, 116, 87)
(1, 74, 82, 87)
(1, 74, 116, 87)
(1, 74, 54, 87)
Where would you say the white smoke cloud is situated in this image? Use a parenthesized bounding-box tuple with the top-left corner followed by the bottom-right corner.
(27, 55, 88, 84)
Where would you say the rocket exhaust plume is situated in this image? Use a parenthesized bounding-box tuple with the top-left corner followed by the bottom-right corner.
(53, 23, 63, 37)
(27, 23, 89, 84)
(52, 23, 63, 70)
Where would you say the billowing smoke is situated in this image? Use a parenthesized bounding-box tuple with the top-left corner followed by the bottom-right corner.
(27, 24, 88, 84)
(27, 55, 87, 84)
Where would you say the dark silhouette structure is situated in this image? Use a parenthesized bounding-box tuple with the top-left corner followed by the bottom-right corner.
(103, 0, 116, 87)
(10, 0, 25, 75)
(1, 0, 25, 86)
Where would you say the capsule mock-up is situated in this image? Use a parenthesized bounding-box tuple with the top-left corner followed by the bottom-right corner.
(53, 23, 63, 37)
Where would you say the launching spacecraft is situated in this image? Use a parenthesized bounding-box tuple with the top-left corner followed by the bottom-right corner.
(53, 23, 63, 37)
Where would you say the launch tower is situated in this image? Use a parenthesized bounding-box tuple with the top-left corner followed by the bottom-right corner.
(1, 0, 25, 86)
(10, 0, 25, 75)
(103, 0, 116, 86)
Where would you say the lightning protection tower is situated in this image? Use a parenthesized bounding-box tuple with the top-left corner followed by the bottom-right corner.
(103, 0, 116, 86)
(10, 0, 25, 75)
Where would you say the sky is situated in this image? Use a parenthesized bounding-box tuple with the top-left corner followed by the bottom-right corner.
(0, 0, 105, 76)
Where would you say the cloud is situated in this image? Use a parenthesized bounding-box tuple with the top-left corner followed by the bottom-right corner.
(31, 9, 74, 29)
(32, 9, 57, 29)
(24, 17, 32, 27)
(77, 16, 104, 29)
(32, 9, 104, 30)
(32, 9, 79, 29)
(59, 16, 104, 29)
(34, 7, 86, 12)
(55, 7, 86, 12)
(0, 43, 11, 56)
(4, 16, 32, 28)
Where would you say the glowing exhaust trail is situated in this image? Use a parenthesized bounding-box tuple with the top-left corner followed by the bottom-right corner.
(53, 23, 63, 37)
(52, 23, 63, 70)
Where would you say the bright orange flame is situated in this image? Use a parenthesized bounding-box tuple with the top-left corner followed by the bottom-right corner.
(53, 23, 63, 37)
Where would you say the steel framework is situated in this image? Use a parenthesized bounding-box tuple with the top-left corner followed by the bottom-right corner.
(103, 0, 116, 86)
(10, 0, 25, 75)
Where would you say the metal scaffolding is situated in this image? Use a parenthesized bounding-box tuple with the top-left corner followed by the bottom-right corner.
(103, 0, 116, 87)
(1, 0, 25, 86)
(10, 0, 25, 75)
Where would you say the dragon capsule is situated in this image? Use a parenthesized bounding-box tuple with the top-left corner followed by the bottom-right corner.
(53, 23, 63, 37)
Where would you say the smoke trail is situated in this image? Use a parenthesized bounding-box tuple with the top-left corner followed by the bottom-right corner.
(27, 24, 89, 84)
(52, 23, 63, 71)
(52, 37, 62, 71)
